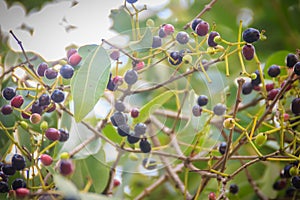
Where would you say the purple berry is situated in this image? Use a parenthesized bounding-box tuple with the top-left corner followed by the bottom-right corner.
(2, 87, 16, 100)
(242, 28, 260, 43)
(195, 21, 209, 36)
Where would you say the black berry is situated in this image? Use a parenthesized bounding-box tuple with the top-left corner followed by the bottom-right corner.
(2, 87, 16, 100)
(152, 36, 162, 48)
(251, 70, 261, 86)
(213, 103, 226, 116)
(142, 158, 157, 170)
(51, 89, 65, 103)
(134, 123, 147, 136)
(292, 176, 300, 189)
(291, 98, 300, 115)
(242, 81, 253, 95)
(207, 31, 220, 47)
(0, 181, 9, 193)
(268, 65, 281, 77)
(12, 154, 26, 170)
(242, 28, 260, 43)
(197, 95, 208, 106)
(124, 70, 138, 85)
(45, 68, 58, 79)
(39, 94, 51, 106)
(12, 178, 27, 190)
(117, 124, 130, 137)
(272, 179, 286, 191)
(59, 129, 69, 142)
(107, 79, 117, 91)
(0, 172, 8, 182)
(281, 164, 292, 178)
(293, 62, 300, 75)
(242, 44, 255, 60)
(2, 164, 16, 176)
(195, 20, 209, 36)
(139, 139, 151, 153)
(60, 64, 74, 79)
(218, 142, 227, 155)
(192, 105, 202, 117)
(127, 134, 140, 144)
(110, 112, 126, 127)
(176, 31, 189, 44)
(158, 27, 167, 38)
(286, 53, 298, 68)
(115, 101, 125, 112)
(126, 0, 138, 4)
(37, 62, 48, 76)
(31, 101, 43, 114)
(229, 184, 239, 194)
(168, 51, 182, 66)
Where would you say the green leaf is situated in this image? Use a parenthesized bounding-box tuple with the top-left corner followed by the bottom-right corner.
(73, 149, 109, 194)
(5, 0, 55, 14)
(71, 45, 111, 122)
(109, 6, 132, 36)
(129, 28, 153, 52)
(79, 192, 120, 200)
(133, 90, 176, 124)
(54, 174, 79, 197)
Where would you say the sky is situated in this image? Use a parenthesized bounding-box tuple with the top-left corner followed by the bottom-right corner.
(0, 0, 169, 61)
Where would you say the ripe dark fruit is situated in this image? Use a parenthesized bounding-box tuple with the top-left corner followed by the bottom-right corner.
(39, 94, 51, 106)
(267, 89, 279, 100)
(218, 142, 227, 155)
(152, 36, 162, 48)
(60, 64, 74, 79)
(68, 52, 82, 67)
(2, 164, 16, 176)
(124, 69, 138, 85)
(266, 83, 274, 92)
(197, 95, 208, 106)
(272, 179, 286, 190)
(158, 27, 167, 38)
(176, 31, 189, 44)
(110, 49, 120, 60)
(195, 20, 209, 36)
(126, 0, 138, 3)
(192, 105, 202, 117)
(45, 128, 61, 141)
(213, 103, 226, 116)
(293, 62, 300, 75)
(291, 98, 300, 115)
(0, 172, 8, 182)
(15, 188, 30, 198)
(31, 101, 43, 114)
(0, 181, 9, 193)
(115, 101, 125, 112)
(58, 159, 75, 176)
(139, 139, 151, 153)
(131, 108, 140, 118)
(251, 70, 261, 86)
(281, 164, 292, 178)
(107, 79, 117, 91)
(40, 154, 53, 166)
(45, 68, 58, 79)
(281, 80, 292, 91)
(59, 129, 69, 142)
(127, 134, 140, 144)
(229, 184, 239, 194)
(242, 81, 253, 95)
(207, 31, 220, 47)
(292, 176, 300, 189)
(51, 89, 65, 103)
(1, 105, 13, 115)
(37, 62, 48, 77)
(12, 154, 26, 171)
(142, 158, 157, 170)
(242, 44, 255, 60)
(2, 87, 16, 100)
(11, 95, 24, 108)
(168, 51, 182, 65)
(134, 123, 147, 136)
(12, 178, 26, 190)
(242, 28, 260, 43)
(286, 53, 298, 68)
(285, 187, 296, 197)
(110, 112, 126, 127)
(46, 103, 56, 113)
(117, 124, 130, 137)
(268, 65, 281, 77)
(191, 18, 202, 31)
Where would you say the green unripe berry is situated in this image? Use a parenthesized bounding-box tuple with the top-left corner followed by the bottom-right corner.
(207, 47, 215, 55)
(146, 19, 155, 27)
(255, 133, 267, 146)
(213, 35, 221, 43)
(289, 166, 299, 176)
(19, 121, 29, 130)
(223, 118, 235, 129)
(251, 73, 257, 80)
(183, 54, 193, 64)
(60, 152, 70, 160)
(40, 121, 48, 131)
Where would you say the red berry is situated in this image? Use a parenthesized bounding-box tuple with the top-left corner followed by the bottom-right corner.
(30, 113, 42, 124)
(112, 76, 123, 86)
(267, 88, 279, 100)
(242, 44, 255, 60)
(11, 95, 24, 108)
(136, 61, 145, 70)
(208, 192, 216, 200)
(113, 179, 121, 187)
(45, 128, 60, 141)
(131, 108, 140, 118)
(15, 188, 30, 198)
(40, 154, 53, 166)
(67, 48, 77, 59)
(283, 113, 289, 121)
(195, 21, 209, 36)
(21, 110, 31, 119)
(58, 159, 75, 176)
(68, 53, 82, 67)
(265, 83, 274, 92)
(45, 103, 56, 113)
(281, 81, 292, 91)
(163, 24, 174, 35)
